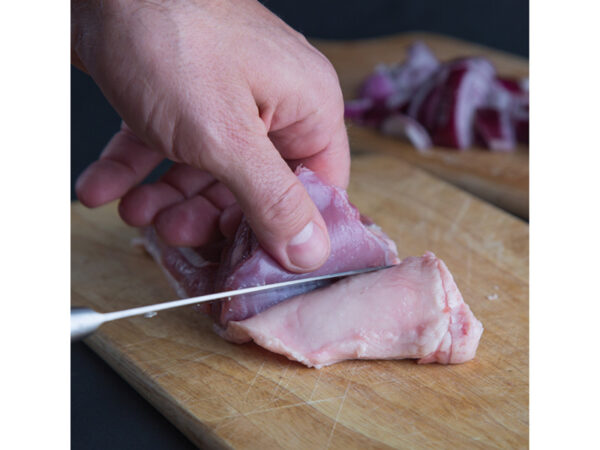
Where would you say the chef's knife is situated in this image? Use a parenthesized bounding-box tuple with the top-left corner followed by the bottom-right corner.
(71, 265, 393, 341)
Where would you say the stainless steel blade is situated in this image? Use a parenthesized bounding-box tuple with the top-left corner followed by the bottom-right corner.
(71, 264, 394, 341)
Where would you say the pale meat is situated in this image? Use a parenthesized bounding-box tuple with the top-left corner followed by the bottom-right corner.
(226, 252, 483, 368)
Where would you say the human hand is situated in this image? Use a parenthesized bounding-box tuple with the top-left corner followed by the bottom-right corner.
(72, 0, 349, 272)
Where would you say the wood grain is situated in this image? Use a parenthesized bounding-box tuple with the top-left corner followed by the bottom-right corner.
(72, 153, 529, 449)
(312, 33, 529, 219)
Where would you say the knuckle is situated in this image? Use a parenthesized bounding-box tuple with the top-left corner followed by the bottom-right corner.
(304, 54, 344, 112)
(322, 59, 339, 82)
(313, 52, 339, 84)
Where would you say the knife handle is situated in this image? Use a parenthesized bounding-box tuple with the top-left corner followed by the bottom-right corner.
(71, 307, 105, 342)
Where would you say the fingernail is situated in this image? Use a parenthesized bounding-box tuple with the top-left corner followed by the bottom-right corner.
(286, 221, 330, 271)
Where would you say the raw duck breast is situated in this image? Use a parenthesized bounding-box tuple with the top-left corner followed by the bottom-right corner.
(139, 169, 483, 367)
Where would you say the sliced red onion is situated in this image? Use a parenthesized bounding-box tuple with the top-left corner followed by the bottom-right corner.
(432, 69, 487, 149)
(344, 98, 397, 128)
(515, 119, 529, 144)
(345, 42, 529, 152)
(475, 108, 516, 151)
(408, 58, 495, 149)
(486, 79, 516, 110)
(494, 77, 529, 104)
(405, 41, 439, 71)
(385, 90, 412, 111)
(495, 77, 523, 94)
(484, 76, 529, 146)
(380, 114, 433, 151)
(344, 98, 373, 123)
(358, 68, 396, 102)
(412, 82, 445, 130)
(346, 42, 441, 132)
(362, 102, 398, 128)
(408, 58, 494, 119)
(386, 41, 440, 109)
(512, 102, 529, 144)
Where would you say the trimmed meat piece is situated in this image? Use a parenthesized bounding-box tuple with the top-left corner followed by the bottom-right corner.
(227, 252, 483, 368)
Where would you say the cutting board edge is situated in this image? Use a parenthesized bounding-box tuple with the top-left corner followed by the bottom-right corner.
(84, 335, 232, 450)
(351, 152, 529, 226)
(311, 31, 529, 63)
(350, 141, 529, 220)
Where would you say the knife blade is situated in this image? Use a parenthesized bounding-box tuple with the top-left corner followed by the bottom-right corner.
(71, 264, 394, 341)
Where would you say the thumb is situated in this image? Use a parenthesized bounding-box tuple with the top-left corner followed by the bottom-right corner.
(209, 137, 331, 273)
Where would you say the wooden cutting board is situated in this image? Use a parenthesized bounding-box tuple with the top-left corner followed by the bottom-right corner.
(312, 33, 529, 219)
(72, 153, 528, 449)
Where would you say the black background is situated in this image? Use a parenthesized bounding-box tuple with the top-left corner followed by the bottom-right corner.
(71, 1, 528, 448)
